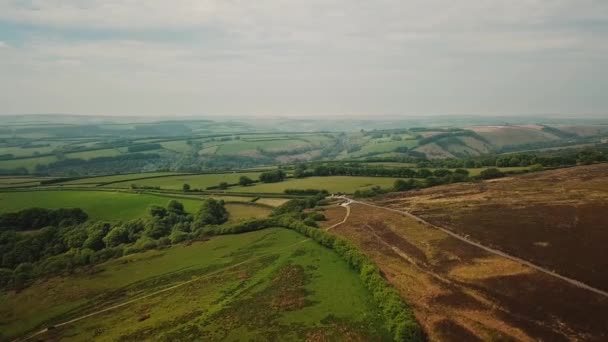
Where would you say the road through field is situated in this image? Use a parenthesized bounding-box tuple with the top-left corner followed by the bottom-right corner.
(345, 197, 608, 298)
(16, 238, 311, 342)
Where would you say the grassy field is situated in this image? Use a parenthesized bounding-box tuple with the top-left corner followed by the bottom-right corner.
(0, 191, 270, 222)
(0, 155, 58, 172)
(105, 172, 262, 190)
(349, 140, 418, 158)
(160, 140, 192, 153)
(215, 139, 310, 155)
(0, 228, 389, 341)
(66, 148, 123, 160)
(59, 172, 183, 185)
(229, 176, 400, 194)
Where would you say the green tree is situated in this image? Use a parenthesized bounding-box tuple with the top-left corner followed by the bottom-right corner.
(259, 170, 286, 183)
(218, 182, 229, 190)
(167, 200, 185, 214)
(194, 199, 229, 227)
(479, 168, 504, 180)
(393, 179, 416, 192)
(182, 183, 191, 192)
(239, 176, 254, 186)
(103, 226, 129, 247)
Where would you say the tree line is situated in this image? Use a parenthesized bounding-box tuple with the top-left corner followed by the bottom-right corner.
(0, 199, 229, 289)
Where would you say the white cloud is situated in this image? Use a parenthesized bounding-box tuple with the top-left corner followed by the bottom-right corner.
(0, 41, 8, 49)
(0, 1, 607, 116)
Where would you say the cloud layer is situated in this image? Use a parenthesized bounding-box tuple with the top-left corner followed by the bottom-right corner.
(1, 0, 607, 117)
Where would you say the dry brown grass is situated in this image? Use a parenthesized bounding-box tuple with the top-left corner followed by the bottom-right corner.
(330, 198, 608, 341)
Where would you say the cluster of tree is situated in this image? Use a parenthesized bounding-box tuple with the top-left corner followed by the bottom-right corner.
(130, 184, 161, 190)
(259, 169, 286, 183)
(127, 143, 162, 153)
(0, 208, 88, 232)
(293, 162, 470, 180)
(0, 154, 14, 160)
(353, 168, 493, 198)
(239, 175, 255, 186)
(0, 199, 229, 289)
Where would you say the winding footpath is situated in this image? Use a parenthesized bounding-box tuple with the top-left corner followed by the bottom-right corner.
(339, 197, 608, 298)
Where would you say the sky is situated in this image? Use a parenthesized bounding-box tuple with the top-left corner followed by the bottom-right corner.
(0, 0, 607, 118)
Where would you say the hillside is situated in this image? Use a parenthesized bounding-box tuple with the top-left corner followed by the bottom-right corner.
(377, 164, 608, 290)
(318, 163, 608, 340)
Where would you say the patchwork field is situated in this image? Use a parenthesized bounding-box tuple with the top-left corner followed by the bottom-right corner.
(0, 191, 271, 222)
(0, 228, 390, 341)
(228, 176, 400, 194)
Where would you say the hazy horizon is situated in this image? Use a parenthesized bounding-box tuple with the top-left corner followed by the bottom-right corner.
(1, 1, 607, 117)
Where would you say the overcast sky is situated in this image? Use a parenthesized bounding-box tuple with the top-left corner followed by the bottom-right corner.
(0, 1, 607, 117)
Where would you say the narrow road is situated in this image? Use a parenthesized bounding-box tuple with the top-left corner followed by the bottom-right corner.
(16, 238, 310, 342)
(344, 197, 608, 298)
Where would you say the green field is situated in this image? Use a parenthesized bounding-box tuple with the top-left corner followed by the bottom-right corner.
(105, 172, 262, 190)
(0, 228, 389, 341)
(215, 139, 310, 155)
(0, 155, 58, 172)
(349, 140, 418, 158)
(0, 191, 270, 222)
(59, 172, 183, 185)
(228, 176, 400, 194)
(66, 148, 122, 160)
(160, 140, 192, 153)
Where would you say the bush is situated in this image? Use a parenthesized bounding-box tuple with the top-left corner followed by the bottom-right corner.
(479, 168, 504, 180)
(259, 169, 286, 183)
(194, 199, 229, 227)
(239, 176, 255, 186)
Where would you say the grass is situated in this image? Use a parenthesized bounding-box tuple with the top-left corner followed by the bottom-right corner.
(0, 228, 389, 341)
(0, 155, 58, 172)
(0, 190, 270, 222)
(216, 139, 310, 155)
(59, 172, 183, 185)
(105, 172, 262, 190)
(228, 176, 401, 194)
(349, 140, 418, 158)
(66, 148, 123, 160)
(160, 140, 192, 153)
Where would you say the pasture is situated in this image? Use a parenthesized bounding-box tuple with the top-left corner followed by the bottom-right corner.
(0, 228, 389, 341)
(0, 190, 271, 222)
(228, 176, 400, 194)
(105, 172, 262, 190)
(58, 172, 183, 185)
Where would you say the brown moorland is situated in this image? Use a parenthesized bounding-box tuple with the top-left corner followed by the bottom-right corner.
(318, 164, 608, 341)
(377, 163, 608, 291)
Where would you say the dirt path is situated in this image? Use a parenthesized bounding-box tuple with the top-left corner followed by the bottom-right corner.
(16, 238, 310, 342)
(325, 199, 351, 231)
(347, 198, 608, 298)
